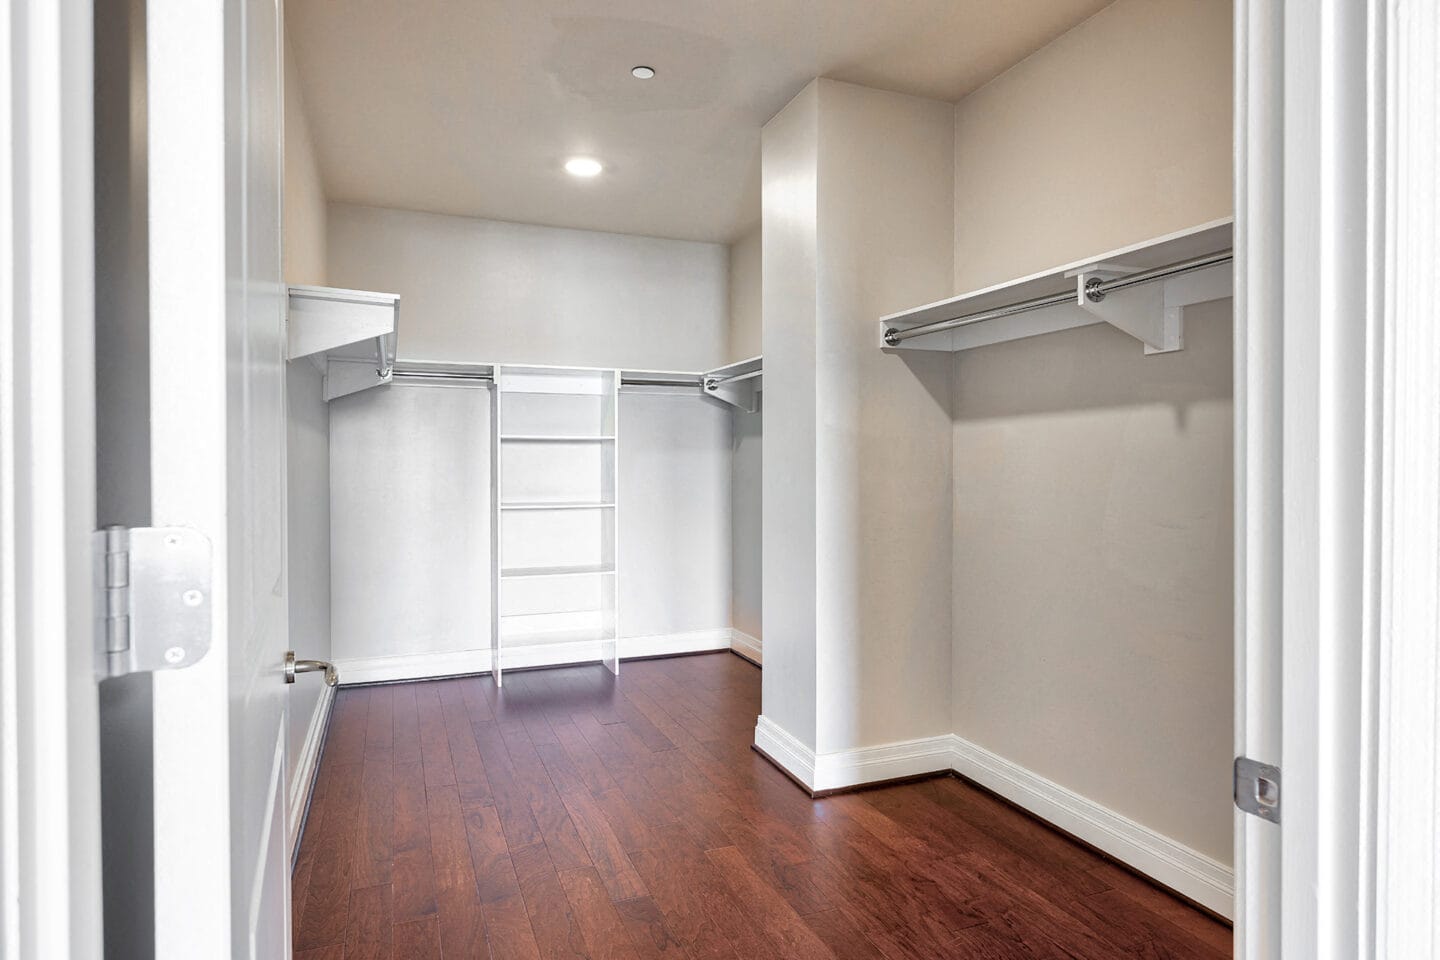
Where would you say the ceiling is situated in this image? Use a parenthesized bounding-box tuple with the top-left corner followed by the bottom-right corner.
(287, 0, 1112, 244)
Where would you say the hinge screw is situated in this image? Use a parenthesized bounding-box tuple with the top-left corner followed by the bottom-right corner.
(164, 646, 185, 664)
(182, 589, 203, 607)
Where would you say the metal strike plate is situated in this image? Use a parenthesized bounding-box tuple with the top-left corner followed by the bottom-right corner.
(1234, 756, 1281, 823)
(95, 526, 213, 679)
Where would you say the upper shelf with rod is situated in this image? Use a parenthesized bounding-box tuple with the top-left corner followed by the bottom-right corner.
(878, 219, 1233, 355)
(286, 285, 400, 400)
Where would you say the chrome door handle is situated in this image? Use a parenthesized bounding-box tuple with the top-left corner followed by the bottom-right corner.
(284, 651, 338, 686)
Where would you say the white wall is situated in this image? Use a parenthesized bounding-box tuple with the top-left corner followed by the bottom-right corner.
(761, 79, 955, 758)
(948, 0, 1235, 866)
(953, 0, 1232, 290)
(328, 381, 736, 674)
(727, 224, 762, 362)
(760, 83, 821, 748)
(329, 383, 493, 666)
(730, 401, 763, 645)
(618, 388, 732, 638)
(326, 204, 730, 371)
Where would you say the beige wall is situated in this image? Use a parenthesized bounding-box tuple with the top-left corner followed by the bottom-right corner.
(761, 79, 954, 757)
(326, 203, 730, 371)
(948, 0, 1235, 865)
(727, 224, 762, 362)
(951, 303, 1234, 863)
(953, 0, 1232, 291)
(283, 28, 327, 286)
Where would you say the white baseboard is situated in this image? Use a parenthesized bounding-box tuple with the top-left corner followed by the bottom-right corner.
(287, 681, 336, 856)
(754, 717, 954, 793)
(751, 717, 1234, 919)
(332, 628, 735, 685)
(754, 715, 815, 788)
(948, 734, 1233, 919)
(729, 628, 762, 664)
(815, 733, 956, 792)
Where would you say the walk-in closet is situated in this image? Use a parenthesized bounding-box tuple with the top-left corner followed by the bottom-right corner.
(278, 1, 1237, 956)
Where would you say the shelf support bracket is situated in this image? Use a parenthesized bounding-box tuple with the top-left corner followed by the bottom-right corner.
(1073, 260, 1232, 355)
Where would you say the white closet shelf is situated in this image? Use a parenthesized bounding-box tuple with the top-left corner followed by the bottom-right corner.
(286, 285, 401, 401)
(878, 219, 1233, 355)
(498, 624, 618, 647)
(499, 501, 616, 511)
(499, 434, 616, 442)
(500, 563, 616, 580)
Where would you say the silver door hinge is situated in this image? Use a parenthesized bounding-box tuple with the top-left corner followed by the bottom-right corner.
(94, 526, 213, 679)
(1234, 756, 1281, 824)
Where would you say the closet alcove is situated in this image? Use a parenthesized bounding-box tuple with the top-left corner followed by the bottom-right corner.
(287, 286, 763, 687)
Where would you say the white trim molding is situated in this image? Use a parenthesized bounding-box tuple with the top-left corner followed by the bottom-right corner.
(729, 629, 762, 664)
(948, 735, 1234, 919)
(334, 628, 735, 685)
(1375, 0, 1440, 950)
(752, 717, 1234, 919)
(286, 682, 336, 856)
(753, 716, 816, 789)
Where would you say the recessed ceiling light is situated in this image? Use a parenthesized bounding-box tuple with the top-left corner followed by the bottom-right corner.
(564, 157, 603, 178)
(631, 65, 655, 79)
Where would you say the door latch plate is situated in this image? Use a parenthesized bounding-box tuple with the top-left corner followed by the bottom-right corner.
(1234, 756, 1281, 823)
(95, 526, 213, 679)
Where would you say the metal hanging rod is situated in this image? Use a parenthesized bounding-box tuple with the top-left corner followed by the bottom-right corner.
(624, 378, 702, 388)
(883, 249, 1233, 346)
(391, 368, 494, 382)
(390, 367, 704, 388)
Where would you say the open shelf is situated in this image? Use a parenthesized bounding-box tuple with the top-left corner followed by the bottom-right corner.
(492, 364, 621, 686)
(285, 285, 401, 401)
(500, 563, 615, 580)
(499, 434, 615, 442)
(878, 219, 1233, 355)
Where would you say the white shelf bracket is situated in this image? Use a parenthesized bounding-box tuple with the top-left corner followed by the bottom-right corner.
(700, 356, 762, 412)
(1073, 260, 1232, 355)
(324, 356, 394, 402)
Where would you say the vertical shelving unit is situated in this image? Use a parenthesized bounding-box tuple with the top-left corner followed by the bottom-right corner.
(492, 365, 619, 685)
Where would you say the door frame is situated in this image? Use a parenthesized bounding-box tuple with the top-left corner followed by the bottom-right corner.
(1236, 0, 1439, 956)
(0, 1, 104, 957)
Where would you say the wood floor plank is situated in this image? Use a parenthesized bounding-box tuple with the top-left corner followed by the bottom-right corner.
(440, 678, 495, 806)
(294, 656, 1230, 960)
(513, 842, 593, 960)
(392, 916, 443, 960)
(611, 896, 690, 960)
(353, 756, 395, 889)
(391, 682, 421, 764)
(344, 883, 392, 960)
(558, 866, 646, 960)
(391, 761, 437, 922)
(415, 683, 455, 789)
(561, 787, 648, 902)
(704, 845, 834, 960)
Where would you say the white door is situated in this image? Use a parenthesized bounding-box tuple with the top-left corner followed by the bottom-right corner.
(1235, 0, 1435, 957)
(1, 1, 105, 957)
(101, 0, 291, 956)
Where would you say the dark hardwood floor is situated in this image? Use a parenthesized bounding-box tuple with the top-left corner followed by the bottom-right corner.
(292, 651, 1231, 959)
